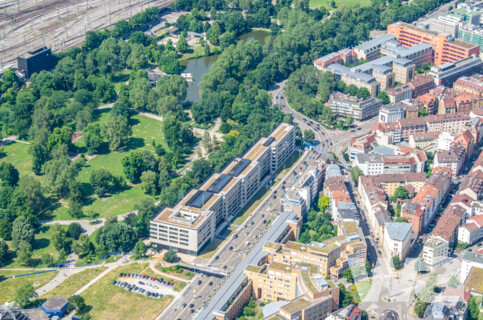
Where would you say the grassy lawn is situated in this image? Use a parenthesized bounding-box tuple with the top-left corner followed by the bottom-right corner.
(80, 263, 173, 320)
(49, 113, 165, 220)
(41, 267, 107, 298)
(2, 225, 65, 269)
(353, 279, 372, 303)
(0, 141, 34, 178)
(155, 264, 196, 281)
(0, 270, 58, 304)
(309, 0, 370, 8)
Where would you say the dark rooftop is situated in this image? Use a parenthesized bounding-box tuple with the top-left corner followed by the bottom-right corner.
(227, 158, 251, 177)
(186, 190, 214, 208)
(263, 137, 275, 147)
(206, 174, 233, 194)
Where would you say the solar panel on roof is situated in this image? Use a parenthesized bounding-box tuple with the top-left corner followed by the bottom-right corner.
(228, 158, 251, 177)
(186, 190, 213, 208)
(206, 174, 233, 193)
(263, 137, 275, 147)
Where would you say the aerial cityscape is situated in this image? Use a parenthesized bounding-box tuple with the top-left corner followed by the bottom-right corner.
(0, 0, 483, 319)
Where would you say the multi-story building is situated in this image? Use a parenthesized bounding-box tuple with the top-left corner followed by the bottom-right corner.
(458, 215, 483, 245)
(266, 232, 366, 280)
(426, 113, 473, 133)
(327, 64, 380, 97)
(408, 131, 441, 150)
(460, 251, 483, 282)
(275, 294, 335, 320)
(433, 143, 466, 176)
(314, 48, 357, 70)
(411, 184, 440, 228)
(392, 58, 415, 84)
(353, 34, 398, 61)
(417, 93, 439, 114)
(454, 74, 483, 97)
(386, 84, 413, 103)
(348, 132, 377, 161)
(149, 123, 295, 255)
(329, 92, 382, 121)
(387, 22, 480, 66)
(398, 117, 427, 141)
(358, 176, 391, 239)
(408, 74, 436, 98)
(402, 202, 424, 235)
(17, 46, 54, 78)
(423, 235, 450, 269)
(379, 104, 405, 123)
(376, 172, 427, 196)
(326, 305, 363, 320)
(429, 56, 483, 87)
(428, 15, 460, 38)
(353, 154, 384, 176)
(458, 24, 483, 53)
(383, 222, 413, 261)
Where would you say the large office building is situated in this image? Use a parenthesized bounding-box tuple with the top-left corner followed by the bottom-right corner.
(149, 123, 296, 255)
(429, 55, 483, 87)
(387, 22, 480, 66)
(17, 47, 54, 78)
(328, 92, 382, 120)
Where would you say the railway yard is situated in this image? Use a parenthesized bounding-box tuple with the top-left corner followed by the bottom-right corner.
(0, 0, 174, 68)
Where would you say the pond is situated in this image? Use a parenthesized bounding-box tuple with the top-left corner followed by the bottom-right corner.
(181, 29, 271, 102)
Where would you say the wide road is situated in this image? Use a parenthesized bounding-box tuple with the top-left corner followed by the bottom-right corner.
(270, 81, 378, 159)
(159, 148, 326, 320)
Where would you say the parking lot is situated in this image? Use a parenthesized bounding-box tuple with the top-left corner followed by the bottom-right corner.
(113, 273, 180, 298)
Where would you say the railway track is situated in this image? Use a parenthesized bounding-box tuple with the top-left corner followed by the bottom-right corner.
(0, 0, 174, 67)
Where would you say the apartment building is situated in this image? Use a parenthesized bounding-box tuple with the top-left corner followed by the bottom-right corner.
(398, 117, 427, 141)
(425, 113, 472, 133)
(408, 131, 441, 150)
(348, 132, 377, 161)
(386, 84, 413, 103)
(402, 202, 425, 235)
(460, 251, 483, 282)
(329, 92, 382, 121)
(429, 56, 483, 87)
(379, 104, 405, 123)
(380, 41, 434, 67)
(245, 262, 298, 302)
(149, 123, 296, 255)
(458, 215, 483, 245)
(459, 170, 483, 201)
(434, 143, 466, 175)
(387, 22, 480, 66)
(454, 74, 483, 97)
(417, 93, 438, 115)
(358, 176, 391, 240)
(400, 98, 421, 118)
(383, 222, 413, 261)
(423, 235, 450, 269)
(353, 154, 384, 176)
(377, 172, 427, 196)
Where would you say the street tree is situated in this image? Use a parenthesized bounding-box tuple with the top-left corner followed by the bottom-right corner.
(392, 255, 402, 270)
(134, 239, 146, 259)
(303, 129, 315, 142)
(350, 166, 364, 185)
(164, 249, 177, 263)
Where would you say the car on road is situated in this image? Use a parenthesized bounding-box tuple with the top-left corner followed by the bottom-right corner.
(197, 280, 202, 285)
(209, 282, 213, 286)
(182, 303, 187, 308)
(245, 231, 249, 236)
(245, 241, 251, 246)
(214, 256, 219, 260)
(233, 234, 238, 239)
(190, 309, 195, 314)
(229, 246, 233, 250)
(263, 220, 267, 224)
